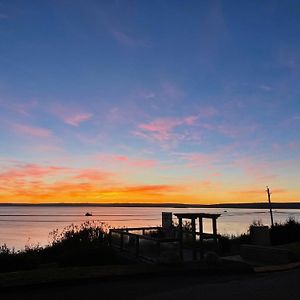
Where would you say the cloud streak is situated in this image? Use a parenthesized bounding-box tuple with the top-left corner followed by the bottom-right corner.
(136, 115, 199, 143)
(13, 124, 52, 138)
(110, 29, 149, 47)
(51, 104, 93, 126)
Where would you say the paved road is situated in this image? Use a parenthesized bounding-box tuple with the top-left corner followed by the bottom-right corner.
(1, 268, 300, 300)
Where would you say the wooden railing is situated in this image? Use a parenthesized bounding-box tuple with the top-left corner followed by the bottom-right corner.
(109, 227, 220, 262)
(109, 227, 180, 262)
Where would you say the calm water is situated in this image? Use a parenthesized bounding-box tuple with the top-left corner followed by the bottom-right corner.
(1, 206, 300, 249)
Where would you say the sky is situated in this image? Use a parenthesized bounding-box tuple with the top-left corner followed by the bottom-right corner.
(0, 0, 300, 204)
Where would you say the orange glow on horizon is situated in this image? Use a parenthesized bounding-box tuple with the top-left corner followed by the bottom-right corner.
(0, 162, 299, 204)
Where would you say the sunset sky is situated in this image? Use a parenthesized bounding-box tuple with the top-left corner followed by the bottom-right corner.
(0, 1, 300, 204)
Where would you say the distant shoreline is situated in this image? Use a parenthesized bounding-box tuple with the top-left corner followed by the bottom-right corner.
(1, 202, 300, 209)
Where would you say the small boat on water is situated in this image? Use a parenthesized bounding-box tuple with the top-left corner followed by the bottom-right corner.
(85, 212, 92, 216)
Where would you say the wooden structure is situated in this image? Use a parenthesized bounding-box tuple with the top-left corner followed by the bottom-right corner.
(109, 227, 180, 263)
(109, 212, 222, 263)
(174, 213, 221, 260)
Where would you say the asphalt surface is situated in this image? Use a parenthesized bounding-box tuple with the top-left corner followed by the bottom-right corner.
(1, 268, 300, 300)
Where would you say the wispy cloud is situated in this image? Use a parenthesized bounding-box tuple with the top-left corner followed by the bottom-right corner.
(13, 124, 52, 138)
(0, 162, 184, 202)
(231, 188, 287, 197)
(217, 123, 258, 139)
(110, 29, 149, 47)
(259, 85, 273, 92)
(0, 164, 68, 181)
(0, 99, 38, 116)
(64, 113, 93, 126)
(116, 184, 181, 194)
(73, 169, 114, 181)
(136, 115, 198, 143)
(178, 152, 218, 167)
(234, 157, 277, 182)
(51, 104, 93, 127)
(95, 153, 157, 169)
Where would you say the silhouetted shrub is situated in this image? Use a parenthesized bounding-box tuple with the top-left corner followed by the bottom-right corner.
(219, 233, 251, 255)
(270, 218, 300, 245)
(0, 221, 118, 273)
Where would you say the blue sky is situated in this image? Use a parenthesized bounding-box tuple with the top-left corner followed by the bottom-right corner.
(0, 0, 300, 203)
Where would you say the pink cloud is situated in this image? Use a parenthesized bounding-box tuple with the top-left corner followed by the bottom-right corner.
(0, 164, 117, 195)
(73, 169, 113, 181)
(184, 115, 198, 125)
(95, 153, 157, 169)
(51, 104, 93, 126)
(198, 180, 214, 188)
(106, 104, 146, 125)
(212, 172, 222, 177)
(0, 99, 38, 116)
(118, 184, 181, 194)
(130, 159, 157, 168)
(234, 157, 277, 182)
(0, 164, 68, 181)
(137, 116, 198, 142)
(113, 155, 129, 162)
(63, 113, 93, 126)
(13, 124, 52, 138)
(198, 106, 218, 118)
(232, 188, 286, 196)
(178, 152, 218, 166)
(288, 141, 300, 150)
(24, 144, 64, 153)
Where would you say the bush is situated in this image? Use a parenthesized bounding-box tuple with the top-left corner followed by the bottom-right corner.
(270, 218, 300, 245)
(0, 221, 118, 273)
(219, 233, 251, 255)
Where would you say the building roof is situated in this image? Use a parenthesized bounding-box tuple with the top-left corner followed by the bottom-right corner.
(174, 213, 221, 219)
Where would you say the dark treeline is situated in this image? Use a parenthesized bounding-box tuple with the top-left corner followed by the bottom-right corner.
(1, 202, 300, 209)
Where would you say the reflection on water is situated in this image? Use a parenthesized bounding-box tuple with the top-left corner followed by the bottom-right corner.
(0, 206, 299, 249)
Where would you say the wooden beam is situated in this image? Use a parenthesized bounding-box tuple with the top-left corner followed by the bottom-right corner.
(178, 217, 183, 261)
(199, 217, 204, 259)
(191, 218, 197, 260)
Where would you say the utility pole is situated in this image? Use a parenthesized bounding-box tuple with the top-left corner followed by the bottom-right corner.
(266, 186, 274, 227)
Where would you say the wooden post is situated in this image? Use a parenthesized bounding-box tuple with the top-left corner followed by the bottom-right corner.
(199, 217, 204, 259)
(212, 218, 218, 251)
(178, 217, 183, 261)
(191, 218, 197, 260)
(266, 186, 274, 227)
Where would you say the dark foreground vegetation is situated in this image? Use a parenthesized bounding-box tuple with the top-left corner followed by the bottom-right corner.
(1, 218, 300, 273)
(270, 218, 300, 245)
(0, 221, 119, 273)
(219, 218, 300, 255)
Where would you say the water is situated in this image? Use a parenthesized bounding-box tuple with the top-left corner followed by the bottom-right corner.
(0, 205, 299, 250)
